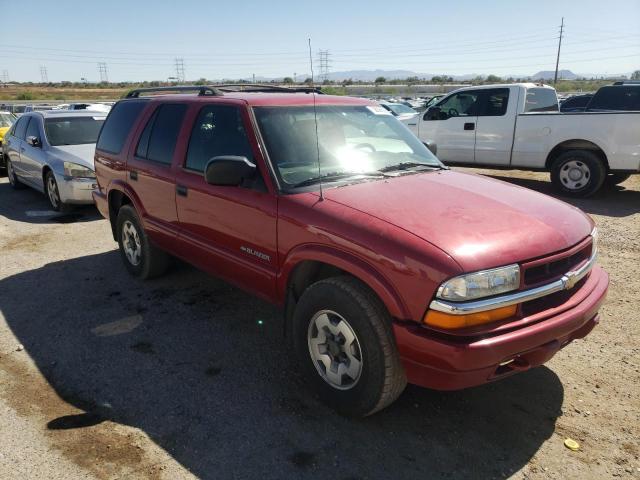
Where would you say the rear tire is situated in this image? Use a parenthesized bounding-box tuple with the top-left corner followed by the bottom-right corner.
(550, 150, 606, 197)
(116, 205, 169, 279)
(292, 276, 406, 417)
(6, 159, 26, 189)
(604, 172, 632, 187)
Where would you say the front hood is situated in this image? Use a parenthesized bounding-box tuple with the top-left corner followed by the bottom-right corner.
(0, 126, 9, 140)
(324, 170, 593, 271)
(48, 144, 96, 170)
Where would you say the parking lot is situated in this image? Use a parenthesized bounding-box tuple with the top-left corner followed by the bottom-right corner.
(0, 168, 638, 480)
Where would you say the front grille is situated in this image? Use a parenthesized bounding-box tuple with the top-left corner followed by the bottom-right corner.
(522, 239, 592, 289)
(520, 276, 588, 317)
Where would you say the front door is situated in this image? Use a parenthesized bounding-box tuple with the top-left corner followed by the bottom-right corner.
(127, 103, 188, 250)
(420, 90, 481, 164)
(20, 115, 47, 189)
(474, 88, 515, 166)
(174, 102, 278, 301)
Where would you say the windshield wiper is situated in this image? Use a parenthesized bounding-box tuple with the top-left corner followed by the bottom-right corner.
(378, 162, 444, 173)
(291, 171, 387, 188)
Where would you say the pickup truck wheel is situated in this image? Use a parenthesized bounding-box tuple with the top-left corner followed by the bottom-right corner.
(604, 172, 632, 187)
(293, 276, 407, 417)
(550, 150, 606, 197)
(116, 205, 169, 279)
(6, 159, 26, 190)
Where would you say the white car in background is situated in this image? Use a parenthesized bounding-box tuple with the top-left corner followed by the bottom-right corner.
(3, 110, 106, 211)
(379, 101, 419, 128)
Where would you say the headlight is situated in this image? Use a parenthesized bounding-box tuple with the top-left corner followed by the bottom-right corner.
(437, 264, 520, 301)
(63, 161, 95, 179)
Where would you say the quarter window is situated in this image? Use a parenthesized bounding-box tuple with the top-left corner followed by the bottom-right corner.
(96, 100, 147, 154)
(135, 104, 187, 165)
(185, 105, 254, 172)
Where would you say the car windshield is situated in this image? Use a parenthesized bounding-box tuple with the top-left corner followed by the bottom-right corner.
(0, 113, 16, 127)
(254, 105, 441, 189)
(387, 103, 416, 115)
(44, 116, 105, 146)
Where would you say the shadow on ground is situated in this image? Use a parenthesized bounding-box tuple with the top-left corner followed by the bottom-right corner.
(0, 179, 102, 224)
(485, 173, 640, 218)
(1, 252, 565, 479)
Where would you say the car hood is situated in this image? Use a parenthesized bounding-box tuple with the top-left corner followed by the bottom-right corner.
(323, 170, 593, 271)
(48, 144, 96, 170)
(0, 126, 9, 140)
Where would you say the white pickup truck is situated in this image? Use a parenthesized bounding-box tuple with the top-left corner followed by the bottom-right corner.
(411, 83, 640, 196)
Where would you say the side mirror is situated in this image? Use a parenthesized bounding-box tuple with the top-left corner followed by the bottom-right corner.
(26, 135, 41, 147)
(204, 156, 256, 186)
(423, 141, 437, 156)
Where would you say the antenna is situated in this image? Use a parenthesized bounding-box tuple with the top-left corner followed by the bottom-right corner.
(308, 38, 323, 201)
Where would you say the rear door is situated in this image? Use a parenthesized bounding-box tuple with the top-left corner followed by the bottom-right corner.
(174, 102, 278, 301)
(420, 90, 481, 163)
(474, 88, 514, 165)
(127, 102, 188, 250)
(5, 116, 29, 175)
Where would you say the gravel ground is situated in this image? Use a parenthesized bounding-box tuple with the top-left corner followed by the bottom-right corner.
(0, 169, 638, 480)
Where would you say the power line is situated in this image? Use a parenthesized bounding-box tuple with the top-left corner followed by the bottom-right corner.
(40, 65, 48, 83)
(554, 17, 565, 85)
(97, 62, 108, 82)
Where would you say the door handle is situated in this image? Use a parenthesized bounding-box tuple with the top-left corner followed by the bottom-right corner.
(176, 184, 188, 197)
(129, 170, 138, 181)
(464, 122, 475, 131)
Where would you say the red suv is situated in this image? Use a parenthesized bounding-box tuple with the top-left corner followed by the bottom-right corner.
(93, 85, 608, 416)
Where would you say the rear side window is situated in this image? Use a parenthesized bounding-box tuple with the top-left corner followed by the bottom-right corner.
(96, 100, 147, 154)
(524, 88, 559, 113)
(185, 105, 254, 172)
(479, 88, 509, 116)
(588, 86, 640, 111)
(13, 116, 29, 139)
(135, 104, 187, 165)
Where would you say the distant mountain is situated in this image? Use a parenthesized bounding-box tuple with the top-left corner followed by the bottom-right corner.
(530, 70, 578, 80)
(326, 69, 426, 82)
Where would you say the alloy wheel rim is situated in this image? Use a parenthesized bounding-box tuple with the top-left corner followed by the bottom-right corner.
(307, 309, 363, 390)
(47, 175, 59, 208)
(122, 220, 142, 266)
(559, 160, 591, 191)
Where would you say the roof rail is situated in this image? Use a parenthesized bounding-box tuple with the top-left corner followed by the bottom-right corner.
(213, 83, 324, 94)
(613, 80, 640, 85)
(125, 85, 223, 98)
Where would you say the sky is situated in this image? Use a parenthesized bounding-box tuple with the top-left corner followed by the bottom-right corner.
(1, 0, 639, 82)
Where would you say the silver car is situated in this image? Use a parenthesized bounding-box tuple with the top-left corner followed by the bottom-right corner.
(4, 111, 106, 211)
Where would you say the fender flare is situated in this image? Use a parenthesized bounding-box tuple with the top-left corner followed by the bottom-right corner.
(278, 243, 410, 320)
(106, 180, 146, 237)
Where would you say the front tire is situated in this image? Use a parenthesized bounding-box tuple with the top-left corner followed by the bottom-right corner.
(293, 276, 406, 417)
(116, 205, 169, 279)
(45, 171, 69, 212)
(550, 150, 606, 197)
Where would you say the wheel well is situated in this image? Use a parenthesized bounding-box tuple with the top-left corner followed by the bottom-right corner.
(107, 190, 132, 240)
(545, 140, 609, 171)
(42, 165, 51, 184)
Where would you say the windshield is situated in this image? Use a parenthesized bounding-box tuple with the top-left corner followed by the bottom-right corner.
(44, 116, 105, 146)
(0, 113, 16, 128)
(254, 105, 441, 189)
(387, 103, 416, 115)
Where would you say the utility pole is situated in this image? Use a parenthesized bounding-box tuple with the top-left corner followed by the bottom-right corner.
(553, 17, 564, 86)
(98, 62, 108, 83)
(40, 66, 48, 83)
(252, 73, 256, 84)
(174, 58, 185, 83)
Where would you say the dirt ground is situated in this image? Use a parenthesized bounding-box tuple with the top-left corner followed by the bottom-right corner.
(0, 168, 638, 480)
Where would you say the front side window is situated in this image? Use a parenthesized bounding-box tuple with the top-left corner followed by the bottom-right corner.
(44, 116, 105, 146)
(524, 88, 559, 113)
(254, 105, 441, 189)
(185, 105, 254, 172)
(13, 116, 29, 140)
(429, 91, 481, 120)
(25, 117, 40, 140)
(135, 104, 187, 165)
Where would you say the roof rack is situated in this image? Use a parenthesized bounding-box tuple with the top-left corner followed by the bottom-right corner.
(125, 85, 223, 98)
(213, 83, 323, 94)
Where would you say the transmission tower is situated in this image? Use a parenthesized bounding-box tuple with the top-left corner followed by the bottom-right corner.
(317, 50, 330, 82)
(98, 62, 109, 83)
(40, 66, 48, 83)
(174, 58, 185, 83)
(1, 70, 8, 83)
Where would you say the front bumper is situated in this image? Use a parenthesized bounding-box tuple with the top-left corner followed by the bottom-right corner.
(56, 174, 97, 205)
(393, 265, 608, 390)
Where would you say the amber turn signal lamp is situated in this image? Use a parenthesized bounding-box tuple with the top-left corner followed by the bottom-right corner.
(423, 305, 517, 329)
